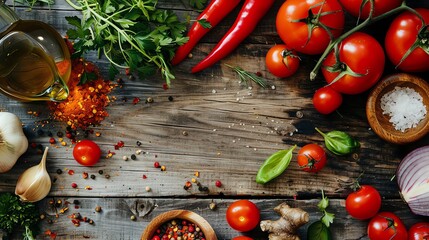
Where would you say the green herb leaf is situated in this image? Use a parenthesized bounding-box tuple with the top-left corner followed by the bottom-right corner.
(256, 145, 296, 184)
(225, 64, 269, 89)
(317, 190, 329, 211)
(315, 128, 360, 155)
(197, 19, 212, 29)
(65, 0, 188, 85)
(0, 193, 39, 238)
(322, 210, 335, 228)
(189, 0, 208, 10)
(307, 221, 332, 240)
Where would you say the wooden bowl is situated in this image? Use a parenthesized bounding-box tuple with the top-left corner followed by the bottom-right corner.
(366, 73, 429, 144)
(141, 210, 218, 240)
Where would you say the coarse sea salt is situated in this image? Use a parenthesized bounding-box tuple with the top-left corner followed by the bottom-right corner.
(380, 86, 427, 132)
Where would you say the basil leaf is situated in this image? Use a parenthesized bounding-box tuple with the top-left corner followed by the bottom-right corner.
(307, 220, 332, 240)
(256, 145, 296, 184)
(315, 128, 360, 156)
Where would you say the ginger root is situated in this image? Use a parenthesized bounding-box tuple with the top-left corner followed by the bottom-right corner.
(260, 202, 309, 240)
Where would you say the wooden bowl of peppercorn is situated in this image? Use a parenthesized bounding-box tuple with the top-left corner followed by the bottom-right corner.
(366, 73, 429, 144)
(141, 210, 218, 240)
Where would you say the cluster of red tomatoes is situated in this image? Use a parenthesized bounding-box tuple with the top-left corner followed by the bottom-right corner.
(345, 184, 429, 239)
(265, 0, 429, 114)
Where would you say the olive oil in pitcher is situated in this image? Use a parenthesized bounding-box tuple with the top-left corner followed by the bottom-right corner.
(0, 3, 71, 101)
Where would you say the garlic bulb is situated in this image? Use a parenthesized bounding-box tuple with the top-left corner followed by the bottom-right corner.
(0, 112, 28, 173)
(15, 147, 51, 202)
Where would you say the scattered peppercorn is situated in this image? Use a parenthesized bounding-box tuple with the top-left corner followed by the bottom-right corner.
(154, 162, 160, 168)
(73, 200, 80, 205)
(215, 180, 222, 188)
(71, 183, 78, 188)
(168, 96, 174, 101)
(105, 174, 110, 179)
(56, 169, 63, 174)
(90, 174, 96, 180)
(130, 215, 136, 221)
(98, 170, 104, 175)
(136, 141, 142, 146)
(95, 206, 102, 212)
(209, 202, 217, 210)
(160, 166, 166, 171)
(146, 97, 153, 103)
(56, 131, 64, 137)
(82, 172, 89, 179)
(49, 137, 56, 144)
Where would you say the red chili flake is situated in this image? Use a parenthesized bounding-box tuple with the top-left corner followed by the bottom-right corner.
(132, 97, 140, 105)
(71, 182, 78, 188)
(142, 175, 147, 179)
(44, 230, 57, 240)
(154, 162, 160, 168)
(117, 141, 125, 148)
(215, 180, 222, 188)
(162, 83, 169, 90)
(125, 68, 131, 75)
(71, 219, 80, 227)
(68, 170, 75, 175)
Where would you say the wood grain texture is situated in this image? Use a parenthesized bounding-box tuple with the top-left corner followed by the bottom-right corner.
(1, 0, 429, 239)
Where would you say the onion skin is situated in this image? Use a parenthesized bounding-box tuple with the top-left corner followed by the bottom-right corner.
(397, 146, 429, 216)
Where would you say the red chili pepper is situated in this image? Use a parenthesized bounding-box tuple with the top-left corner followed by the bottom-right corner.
(191, 0, 275, 73)
(171, 0, 241, 66)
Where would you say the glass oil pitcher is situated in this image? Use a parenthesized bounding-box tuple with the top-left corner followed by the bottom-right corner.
(0, 2, 71, 101)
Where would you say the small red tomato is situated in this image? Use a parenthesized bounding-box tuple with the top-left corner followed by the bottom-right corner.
(265, 44, 300, 78)
(408, 222, 429, 240)
(232, 237, 254, 240)
(297, 143, 327, 173)
(226, 200, 260, 232)
(73, 140, 101, 166)
(367, 212, 408, 240)
(345, 185, 381, 220)
(313, 86, 343, 114)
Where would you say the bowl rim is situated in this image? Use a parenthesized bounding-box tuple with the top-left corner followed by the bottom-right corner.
(366, 73, 429, 144)
(141, 209, 218, 240)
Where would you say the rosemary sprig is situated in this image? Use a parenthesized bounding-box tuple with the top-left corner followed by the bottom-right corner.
(225, 64, 269, 89)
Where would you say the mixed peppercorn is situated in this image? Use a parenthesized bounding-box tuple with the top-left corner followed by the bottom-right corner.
(151, 219, 206, 240)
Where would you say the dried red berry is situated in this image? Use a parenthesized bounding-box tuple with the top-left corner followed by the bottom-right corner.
(215, 180, 222, 188)
(71, 182, 78, 188)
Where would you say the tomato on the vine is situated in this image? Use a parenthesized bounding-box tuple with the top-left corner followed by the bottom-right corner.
(297, 144, 327, 173)
(226, 200, 260, 232)
(265, 44, 300, 78)
(313, 86, 343, 114)
(322, 32, 385, 95)
(73, 140, 101, 166)
(408, 222, 429, 240)
(276, 0, 345, 55)
(385, 8, 429, 72)
(367, 212, 408, 240)
(345, 185, 381, 220)
(338, 0, 402, 19)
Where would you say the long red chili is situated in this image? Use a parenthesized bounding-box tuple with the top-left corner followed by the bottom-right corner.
(171, 0, 241, 66)
(191, 0, 275, 73)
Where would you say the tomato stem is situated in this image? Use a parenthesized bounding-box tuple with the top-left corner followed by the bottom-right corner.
(310, 0, 414, 81)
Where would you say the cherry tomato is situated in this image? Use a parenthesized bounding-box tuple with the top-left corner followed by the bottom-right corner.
(345, 185, 381, 220)
(322, 32, 385, 95)
(297, 144, 327, 173)
(265, 44, 300, 78)
(367, 212, 408, 240)
(385, 8, 429, 72)
(313, 87, 343, 114)
(338, 0, 402, 19)
(73, 140, 101, 166)
(226, 200, 260, 232)
(232, 237, 253, 240)
(408, 222, 429, 240)
(276, 0, 345, 55)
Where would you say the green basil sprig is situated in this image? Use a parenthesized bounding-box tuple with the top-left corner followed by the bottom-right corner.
(315, 128, 360, 156)
(256, 145, 296, 184)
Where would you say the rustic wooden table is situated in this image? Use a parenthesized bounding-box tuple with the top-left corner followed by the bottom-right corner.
(1, 0, 429, 239)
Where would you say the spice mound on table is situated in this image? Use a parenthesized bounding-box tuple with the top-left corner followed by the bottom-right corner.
(48, 58, 114, 129)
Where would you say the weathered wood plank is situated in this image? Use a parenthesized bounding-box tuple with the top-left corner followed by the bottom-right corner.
(0, 198, 424, 240)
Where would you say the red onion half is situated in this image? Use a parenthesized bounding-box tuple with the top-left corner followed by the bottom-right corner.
(397, 145, 429, 216)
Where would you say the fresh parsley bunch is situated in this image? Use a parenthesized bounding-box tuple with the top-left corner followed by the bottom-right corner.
(0, 193, 40, 240)
(65, 0, 188, 85)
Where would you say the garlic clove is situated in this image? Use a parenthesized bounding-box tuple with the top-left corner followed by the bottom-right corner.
(15, 147, 51, 202)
